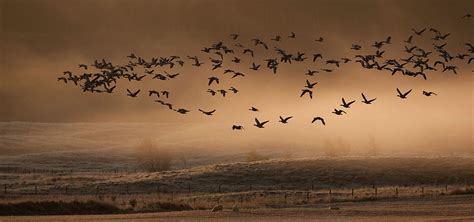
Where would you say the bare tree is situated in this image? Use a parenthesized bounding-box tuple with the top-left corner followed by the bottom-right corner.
(136, 138, 173, 172)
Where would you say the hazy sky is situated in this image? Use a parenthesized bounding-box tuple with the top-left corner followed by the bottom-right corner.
(0, 0, 473, 155)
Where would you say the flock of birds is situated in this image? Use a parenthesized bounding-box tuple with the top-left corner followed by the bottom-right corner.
(58, 18, 473, 130)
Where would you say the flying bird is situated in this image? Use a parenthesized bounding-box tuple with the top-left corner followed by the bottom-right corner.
(199, 109, 216, 115)
(250, 63, 261, 70)
(254, 118, 269, 128)
(396, 88, 412, 99)
(340, 98, 355, 108)
(249, 107, 259, 112)
(149, 90, 160, 97)
(361, 93, 376, 104)
(422, 91, 437, 96)
(208, 77, 219, 86)
(279, 116, 293, 124)
(311, 117, 325, 125)
(332, 109, 346, 115)
(229, 87, 238, 93)
(126, 89, 140, 97)
(174, 108, 190, 114)
(305, 80, 318, 88)
(232, 125, 244, 130)
(300, 89, 313, 99)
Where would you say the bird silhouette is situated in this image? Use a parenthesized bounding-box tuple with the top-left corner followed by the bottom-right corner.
(340, 98, 355, 108)
(312, 54, 323, 62)
(315, 37, 324, 42)
(165, 72, 179, 79)
(250, 63, 261, 70)
(279, 116, 293, 124)
(218, 89, 227, 97)
(332, 109, 346, 115)
(208, 77, 219, 86)
(243, 49, 254, 57)
(422, 91, 437, 96)
(271, 35, 281, 41)
(361, 93, 376, 104)
(149, 90, 160, 97)
(300, 89, 313, 99)
(305, 80, 318, 88)
(311, 117, 326, 125)
(155, 100, 173, 109)
(199, 109, 216, 115)
(229, 87, 238, 93)
(161, 91, 170, 98)
(305, 70, 319, 76)
(126, 89, 140, 97)
(254, 118, 269, 128)
(232, 72, 245, 78)
(396, 88, 412, 99)
(412, 28, 426, 36)
(232, 125, 244, 130)
(174, 108, 190, 114)
(351, 44, 362, 50)
(207, 89, 216, 96)
(249, 107, 259, 112)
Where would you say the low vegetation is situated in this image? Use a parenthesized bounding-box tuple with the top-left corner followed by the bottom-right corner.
(0, 200, 124, 216)
(449, 188, 474, 195)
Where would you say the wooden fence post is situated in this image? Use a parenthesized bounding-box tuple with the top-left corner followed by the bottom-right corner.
(311, 182, 314, 191)
(351, 188, 354, 199)
(421, 187, 424, 196)
(395, 187, 398, 197)
(329, 187, 332, 201)
(445, 184, 448, 192)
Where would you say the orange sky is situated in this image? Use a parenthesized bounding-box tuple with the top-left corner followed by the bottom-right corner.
(0, 0, 473, 155)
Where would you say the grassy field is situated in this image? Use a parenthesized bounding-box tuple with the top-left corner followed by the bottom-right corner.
(1, 194, 473, 221)
(1, 122, 473, 220)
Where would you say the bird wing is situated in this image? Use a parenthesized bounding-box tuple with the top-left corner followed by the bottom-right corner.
(404, 89, 412, 96)
(396, 88, 402, 95)
(300, 90, 306, 97)
(361, 93, 367, 101)
(255, 118, 261, 125)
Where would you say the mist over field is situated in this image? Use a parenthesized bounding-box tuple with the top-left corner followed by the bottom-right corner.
(0, 121, 472, 172)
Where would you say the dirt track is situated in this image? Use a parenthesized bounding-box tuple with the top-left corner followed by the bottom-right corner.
(2, 194, 473, 222)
